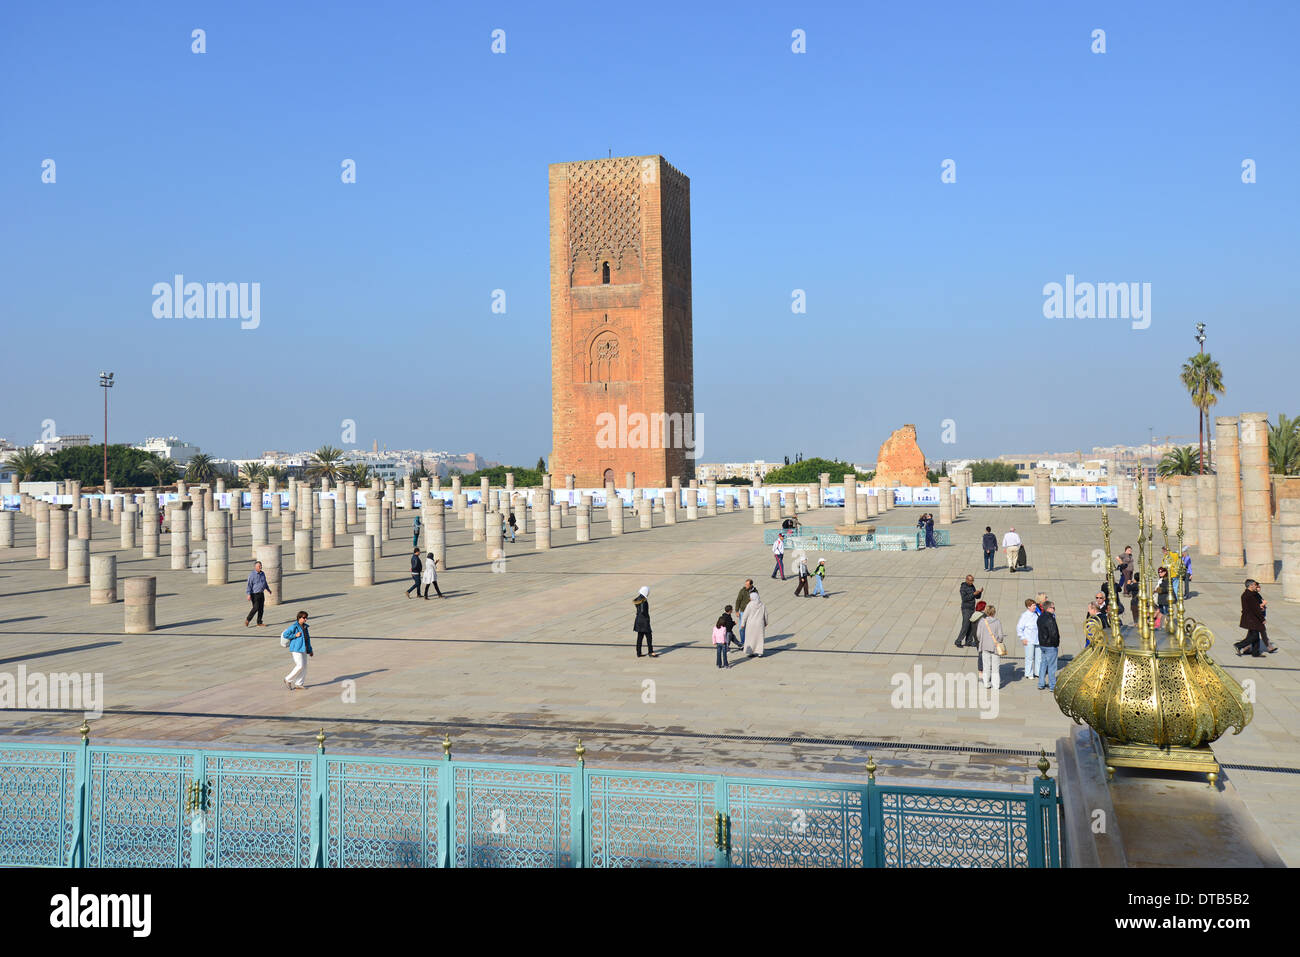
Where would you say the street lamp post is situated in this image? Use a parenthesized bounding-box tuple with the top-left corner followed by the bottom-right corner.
(99, 372, 114, 486)
(1195, 323, 1208, 473)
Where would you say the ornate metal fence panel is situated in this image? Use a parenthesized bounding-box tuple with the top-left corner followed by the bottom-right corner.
(326, 756, 441, 867)
(586, 770, 717, 867)
(0, 744, 77, 867)
(87, 747, 195, 868)
(453, 763, 574, 867)
(874, 786, 1043, 867)
(726, 779, 865, 867)
(0, 737, 1059, 868)
(203, 752, 314, 868)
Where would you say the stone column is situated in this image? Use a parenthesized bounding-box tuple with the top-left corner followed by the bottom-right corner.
(295, 529, 314, 571)
(171, 504, 191, 570)
(205, 512, 228, 585)
(639, 493, 652, 529)
(250, 508, 269, 561)
(471, 504, 486, 542)
(352, 534, 374, 586)
(333, 491, 347, 537)
(752, 492, 765, 524)
(608, 499, 622, 536)
(67, 538, 89, 584)
(119, 505, 136, 549)
(110, 494, 124, 525)
(1240, 412, 1274, 583)
(429, 500, 448, 569)
(142, 496, 159, 558)
(90, 552, 118, 601)
(48, 507, 69, 570)
(281, 510, 294, 544)
(382, 498, 393, 543)
(0, 511, 12, 549)
(549, 503, 562, 530)
(535, 503, 552, 550)
(34, 500, 50, 559)
(705, 479, 718, 517)
(1195, 474, 1219, 557)
(419, 477, 430, 509)
(938, 477, 953, 525)
(664, 488, 677, 525)
(866, 491, 879, 518)
(843, 476, 858, 525)
(271, 488, 282, 518)
(402, 477, 413, 511)
(577, 504, 590, 542)
(1280, 498, 1300, 603)
(795, 488, 808, 513)
(367, 501, 383, 565)
(76, 503, 92, 541)
(319, 497, 335, 549)
(230, 489, 242, 523)
(1176, 475, 1199, 548)
(345, 482, 358, 527)
(686, 487, 699, 522)
(124, 576, 156, 633)
(516, 494, 530, 534)
(256, 544, 282, 605)
(1215, 416, 1245, 568)
(1035, 469, 1052, 525)
(486, 512, 503, 561)
(191, 500, 206, 543)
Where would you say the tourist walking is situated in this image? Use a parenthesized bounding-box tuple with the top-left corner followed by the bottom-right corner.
(412, 514, 421, 550)
(1036, 600, 1061, 691)
(281, 610, 314, 690)
(812, 558, 827, 597)
(1235, 579, 1266, 657)
(740, 588, 768, 657)
(1002, 527, 1022, 574)
(1017, 598, 1040, 680)
(406, 548, 423, 598)
(982, 526, 997, 571)
(977, 604, 1006, 689)
(712, 615, 730, 669)
(633, 586, 658, 658)
(421, 553, 443, 598)
(794, 554, 811, 596)
(734, 579, 754, 646)
(244, 560, 273, 627)
(507, 511, 518, 543)
(954, 575, 983, 647)
(771, 533, 786, 580)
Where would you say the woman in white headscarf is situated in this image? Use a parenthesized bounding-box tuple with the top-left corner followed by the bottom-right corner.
(633, 586, 657, 658)
(741, 588, 768, 657)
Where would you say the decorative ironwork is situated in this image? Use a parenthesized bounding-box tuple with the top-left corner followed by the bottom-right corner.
(453, 765, 573, 868)
(727, 781, 864, 868)
(878, 791, 1029, 868)
(87, 748, 194, 867)
(326, 757, 439, 867)
(587, 772, 713, 867)
(204, 753, 312, 868)
(0, 745, 77, 867)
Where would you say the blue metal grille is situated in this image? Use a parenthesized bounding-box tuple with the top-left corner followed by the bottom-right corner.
(0, 739, 1059, 868)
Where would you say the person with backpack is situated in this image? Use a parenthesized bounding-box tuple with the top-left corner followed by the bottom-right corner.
(507, 511, 518, 543)
(406, 548, 423, 598)
(712, 615, 731, 669)
(421, 552, 443, 598)
(281, 610, 314, 690)
(812, 558, 828, 597)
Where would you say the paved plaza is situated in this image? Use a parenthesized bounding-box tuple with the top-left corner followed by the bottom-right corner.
(1, 501, 1296, 863)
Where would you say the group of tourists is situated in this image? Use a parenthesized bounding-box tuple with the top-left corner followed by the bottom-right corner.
(1235, 578, 1278, 657)
(957, 577, 1062, 691)
(916, 513, 936, 548)
(405, 548, 444, 599)
(630, 578, 774, 668)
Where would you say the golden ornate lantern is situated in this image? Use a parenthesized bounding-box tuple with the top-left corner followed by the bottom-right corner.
(1054, 491, 1252, 786)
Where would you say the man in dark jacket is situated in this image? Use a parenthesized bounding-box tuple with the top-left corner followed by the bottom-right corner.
(633, 585, 657, 658)
(1036, 600, 1061, 690)
(1235, 579, 1266, 657)
(955, 575, 983, 647)
(981, 527, 997, 571)
(406, 548, 423, 598)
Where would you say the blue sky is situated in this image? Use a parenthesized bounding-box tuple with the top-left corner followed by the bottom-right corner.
(2, 1, 1296, 465)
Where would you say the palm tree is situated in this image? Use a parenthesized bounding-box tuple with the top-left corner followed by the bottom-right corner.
(1180, 353, 1225, 473)
(1157, 446, 1202, 477)
(306, 445, 345, 481)
(341, 462, 371, 484)
(6, 447, 52, 481)
(140, 457, 178, 487)
(239, 461, 267, 484)
(1268, 413, 1300, 475)
(184, 453, 217, 484)
(262, 465, 286, 483)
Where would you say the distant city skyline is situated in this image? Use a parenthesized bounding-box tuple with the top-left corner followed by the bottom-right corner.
(4, 4, 1296, 463)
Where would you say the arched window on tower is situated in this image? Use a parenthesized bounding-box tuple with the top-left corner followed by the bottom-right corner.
(601, 261, 611, 284)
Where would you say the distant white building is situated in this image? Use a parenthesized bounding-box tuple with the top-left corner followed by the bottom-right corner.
(694, 461, 782, 481)
(135, 436, 201, 466)
(33, 434, 92, 454)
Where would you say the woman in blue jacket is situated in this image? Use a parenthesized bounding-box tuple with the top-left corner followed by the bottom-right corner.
(283, 610, 314, 690)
